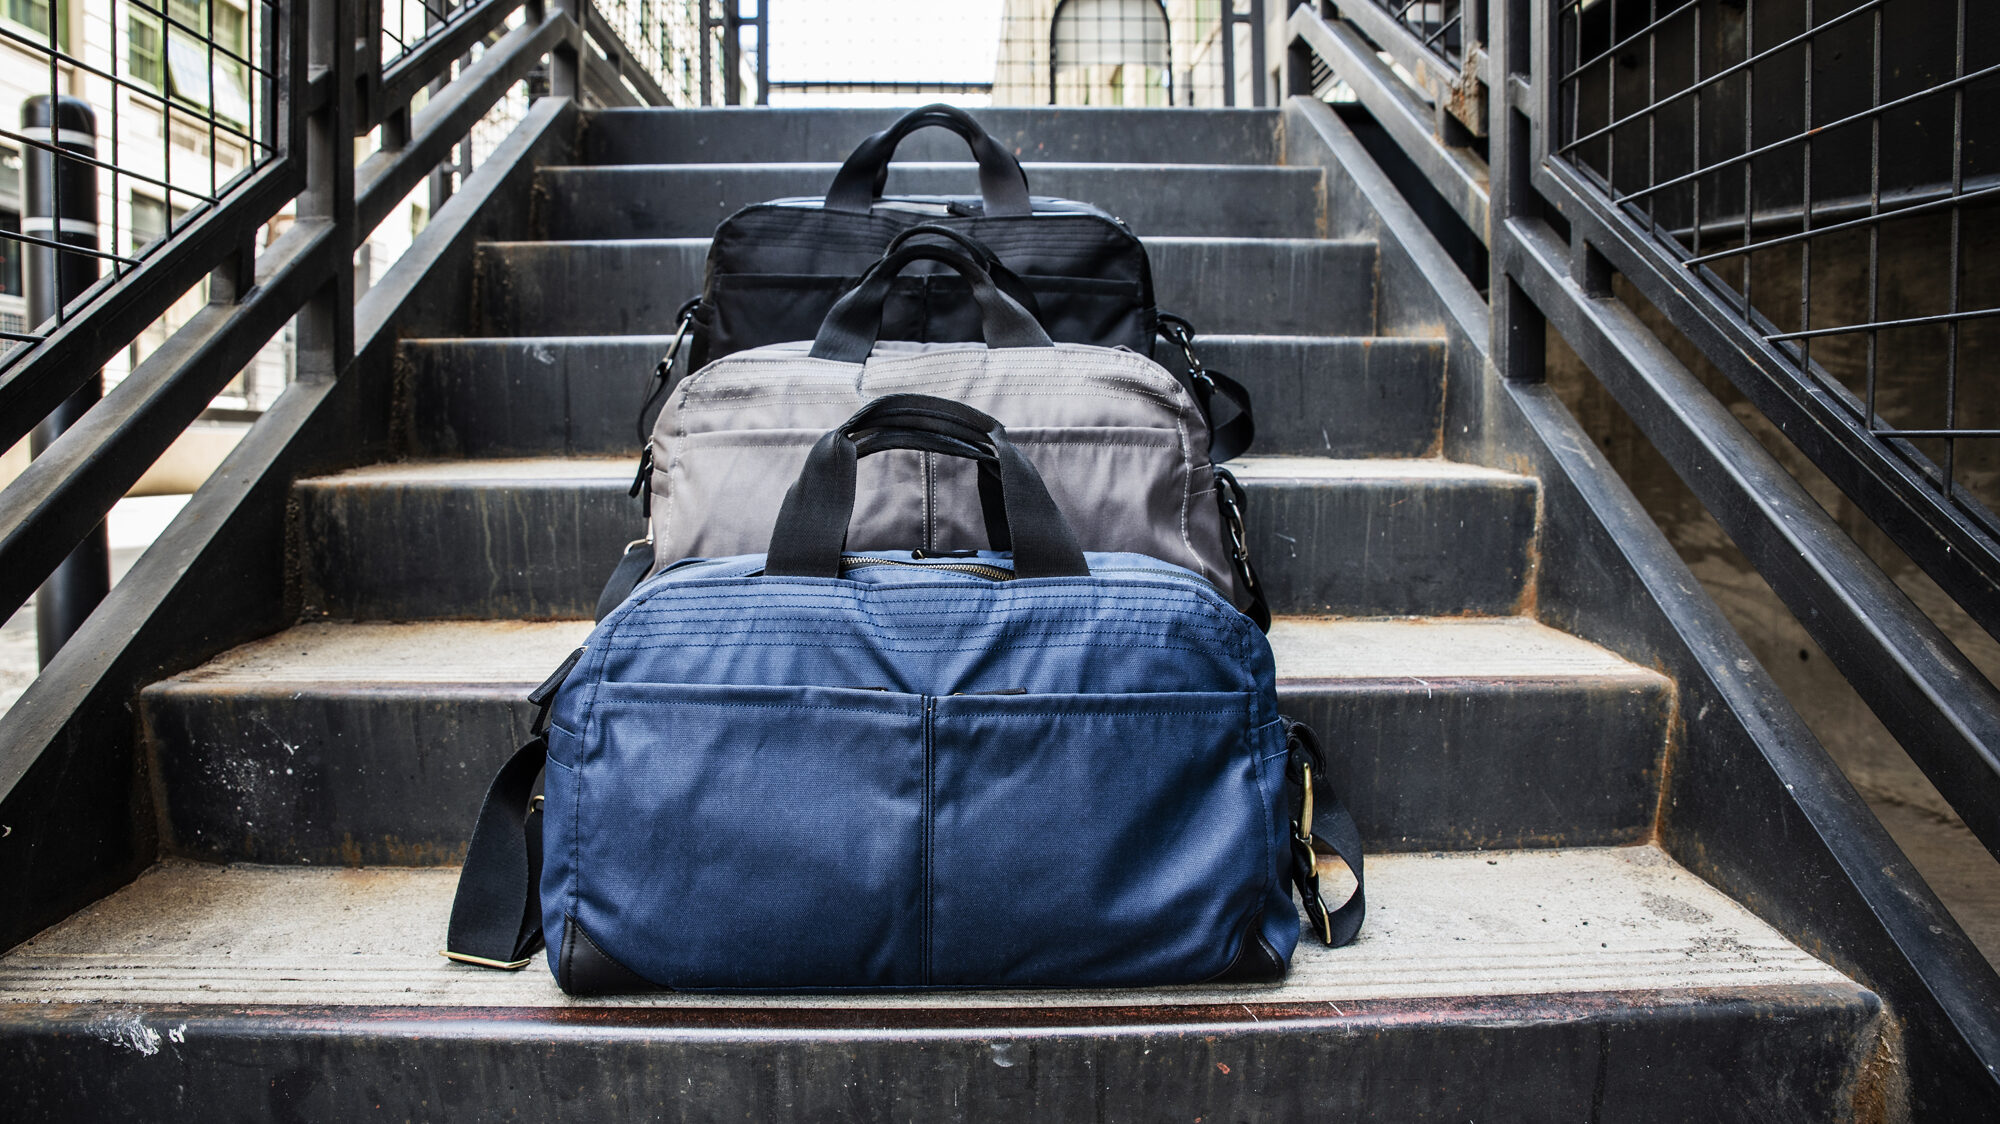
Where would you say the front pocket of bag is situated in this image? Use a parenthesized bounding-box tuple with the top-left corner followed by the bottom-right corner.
(572, 682, 927, 989)
(927, 690, 1269, 987)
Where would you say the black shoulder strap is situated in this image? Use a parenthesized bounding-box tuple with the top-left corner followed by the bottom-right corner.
(596, 539, 654, 622)
(1158, 312, 1256, 464)
(444, 647, 583, 970)
(1282, 717, 1366, 947)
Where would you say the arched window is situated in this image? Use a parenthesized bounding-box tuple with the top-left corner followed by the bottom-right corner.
(1048, 0, 1172, 107)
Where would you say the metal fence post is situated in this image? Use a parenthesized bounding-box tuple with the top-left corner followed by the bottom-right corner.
(550, 0, 584, 98)
(1489, 0, 1544, 384)
(295, 0, 354, 383)
(21, 95, 108, 667)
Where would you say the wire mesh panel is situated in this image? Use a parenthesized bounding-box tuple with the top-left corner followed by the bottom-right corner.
(1555, 0, 2000, 539)
(380, 0, 479, 67)
(593, 0, 706, 105)
(0, 0, 280, 361)
(1365, 0, 1468, 69)
(757, 0, 1239, 107)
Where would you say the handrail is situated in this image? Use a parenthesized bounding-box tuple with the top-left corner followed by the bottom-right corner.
(0, 0, 674, 639)
(1288, 0, 2000, 1099)
(1287, 5, 1490, 243)
(1287, 0, 2000, 863)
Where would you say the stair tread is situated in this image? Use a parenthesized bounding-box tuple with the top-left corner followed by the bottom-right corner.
(0, 846, 1852, 1010)
(299, 455, 1531, 487)
(151, 616, 1659, 690)
(485, 235, 1368, 249)
(401, 332, 1438, 347)
(545, 160, 1307, 172)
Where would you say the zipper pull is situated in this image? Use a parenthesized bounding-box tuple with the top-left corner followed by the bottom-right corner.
(628, 447, 653, 519)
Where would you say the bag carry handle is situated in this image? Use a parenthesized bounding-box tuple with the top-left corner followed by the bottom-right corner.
(811, 243, 1052, 363)
(884, 222, 1047, 325)
(826, 104, 1032, 217)
(766, 394, 1090, 580)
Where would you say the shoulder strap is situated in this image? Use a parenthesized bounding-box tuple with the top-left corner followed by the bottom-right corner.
(1282, 717, 1366, 947)
(444, 647, 583, 970)
(1158, 312, 1256, 464)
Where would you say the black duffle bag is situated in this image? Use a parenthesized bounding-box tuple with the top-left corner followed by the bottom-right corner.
(651, 104, 1254, 463)
(686, 102, 1156, 366)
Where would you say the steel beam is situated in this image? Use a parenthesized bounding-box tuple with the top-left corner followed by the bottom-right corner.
(0, 220, 337, 633)
(1504, 215, 2000, 864)
(355, 6, 574, 233)
(1287, 5, 1489, 243)
(1534, 155, 2000, 650)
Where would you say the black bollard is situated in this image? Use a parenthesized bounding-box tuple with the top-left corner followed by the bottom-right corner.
(23, 95, 108, 669)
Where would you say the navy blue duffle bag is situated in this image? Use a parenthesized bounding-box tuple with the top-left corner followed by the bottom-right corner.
(446, 395, 1362, 994)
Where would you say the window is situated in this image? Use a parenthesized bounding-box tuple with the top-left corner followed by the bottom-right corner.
(159, 0, 253, 128)
(1050, 0, 1173, 107)
(0, 211, 21, 298)
(3, 0, 67, 50)
(130, 11, 166, 90)
(130, 194, 167, 254)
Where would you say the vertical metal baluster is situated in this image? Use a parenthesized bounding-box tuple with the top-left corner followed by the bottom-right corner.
(1864, 3, 1880, 432)
(1646, 0, 1657, 241)
(1943, 0, 1964, 498)
(1799, 0, 1812, 374)
(1605, 0, 1616, 196)
(47, 0, 60, 328)
(1740, 0, 1754, 322)
(209, 0, 219, 293)
(1691, 2, 1701, 261)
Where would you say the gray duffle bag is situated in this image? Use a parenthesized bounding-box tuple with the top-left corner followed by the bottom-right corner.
(601, 241, 1267, 628)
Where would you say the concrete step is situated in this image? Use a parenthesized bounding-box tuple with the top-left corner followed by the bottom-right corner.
(397, 334, 1444, 459)
(290, 456, 1536, 620)
(471, 237, 1379, 337)
(0, 848, 1876, 1119)
(535, 162, 1324, 239)
(579, 106, 1287, 166)
(137, 617, 1664, 864)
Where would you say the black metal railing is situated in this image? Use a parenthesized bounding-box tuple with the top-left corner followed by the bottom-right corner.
(1371, 0, 1471, 69)
(1551, 0, 2000, 635)
(1296, 0, 2000, 861)
(0, 0, 282, 359)
(0, 0, 677, 665)
(735, 1, 1266, 110)
(1290, 0, 2000, 1093)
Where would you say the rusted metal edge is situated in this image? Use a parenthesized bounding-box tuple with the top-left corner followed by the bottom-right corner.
(0, 982, 1876, 1038)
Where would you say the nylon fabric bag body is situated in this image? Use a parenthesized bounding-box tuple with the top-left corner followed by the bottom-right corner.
(445, 398, 1364, 993)
(686, 104, 1155, 367)
(540, 400, 1297, 992)
(539, 547, 1295, 992)
(646, 242, 1257, 618)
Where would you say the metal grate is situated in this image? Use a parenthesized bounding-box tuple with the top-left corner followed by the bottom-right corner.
(754, 1, 1249, 108)
(1554, 0, 2000, 537)
(380, 0, 479, 66)
(0, 0, 279, 357)
(1365, 0, 1467, 69)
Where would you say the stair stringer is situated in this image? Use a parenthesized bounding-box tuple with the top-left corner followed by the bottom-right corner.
(1282, 94, 1998, 1117)
(0, 98, 584, 955)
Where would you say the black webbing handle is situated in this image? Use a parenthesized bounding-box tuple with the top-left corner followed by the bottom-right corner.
(884, 223, 1047, 325)
(825, 104, 1032, 217)
(811, 242, 1052, 363)
(765, 395, 1088, 580)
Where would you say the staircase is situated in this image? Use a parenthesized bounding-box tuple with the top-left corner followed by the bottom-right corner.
(0, 107, 1895, 1118)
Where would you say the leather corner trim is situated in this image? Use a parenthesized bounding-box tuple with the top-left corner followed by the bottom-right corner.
(558, 915, 665, 996)
(1207, 913, 1289, 984)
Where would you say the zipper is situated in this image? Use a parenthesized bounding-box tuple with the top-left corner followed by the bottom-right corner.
(839, 554, 1015, 581)
(922, 693, 936, 986)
